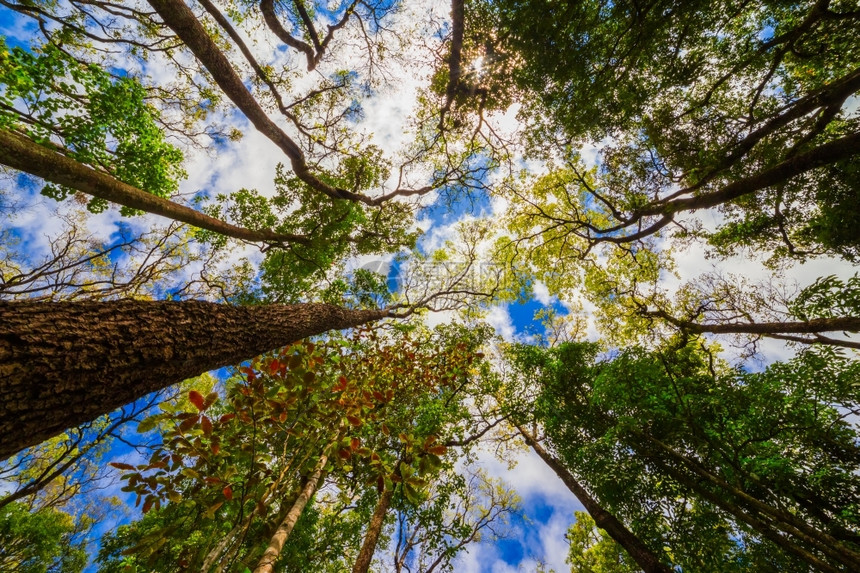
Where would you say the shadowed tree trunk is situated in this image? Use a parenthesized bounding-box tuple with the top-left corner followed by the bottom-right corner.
(0, 300, 388, 459)
(352, 486, 395, 573)
(516, 425, 673, 573)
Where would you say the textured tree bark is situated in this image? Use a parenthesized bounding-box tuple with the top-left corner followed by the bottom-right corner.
(517, 426, 673, 573)
(352, 486, 395, 573)
(0, 129, 308, 247)
(0, 300, 387, 459)
(254, 452, 329, 573)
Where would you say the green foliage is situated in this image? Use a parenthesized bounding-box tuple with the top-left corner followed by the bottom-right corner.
(201, 160, 418, 303)
(507, 340, 860, 571)
(477, 0, 860, 264)
(0, 39, 185, 214)
(789, 274, 860, 321)
(566, 512, 639, 573)
(0, 502, 87, 573)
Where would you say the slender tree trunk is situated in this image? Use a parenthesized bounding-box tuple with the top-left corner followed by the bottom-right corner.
(254, 453, 329, 573)
(0, 300, 387, 459)
(642, 433, 860, 570)
(516, 425, 673, 573)
(146, 0, 358, 203)
(352, 486, 395, 573)
(0, 129, 308, 247)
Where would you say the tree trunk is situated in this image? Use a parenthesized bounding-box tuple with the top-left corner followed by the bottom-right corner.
(0, 129, 308, 247)
(0, 300, 387, 459)
(654, 455, 841, 573)
(516, 425, 673, 573)
(642, 433, 860, 571)
(352, 486, 395, 573)
(146, 0, 358, 203)
(254, 453, 329, 573)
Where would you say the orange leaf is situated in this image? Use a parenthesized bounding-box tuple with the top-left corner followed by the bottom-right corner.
(347, 415, 362, 427)
(201, 416, 212, 436)
(219, 414, 235, 424)
(188, 391, 205, 411)
(339, 448, 352, 460)
(268, 359, 281, 375)
(428, 445, 447, 456)
(211, 443, 220, 455)
(381, 424, 390, 436)
(372, 391, 385, 402)
(223, 486, 233, 501)
(350, 437, 361, 451)
(109, 462, 136, 471)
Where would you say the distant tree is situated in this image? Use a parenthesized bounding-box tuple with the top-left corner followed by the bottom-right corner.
(566, 511, 640, 573)
(0, 501, 88, 573)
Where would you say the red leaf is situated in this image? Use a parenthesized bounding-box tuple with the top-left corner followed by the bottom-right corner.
(350, 437, 361, 451)
(268, 359, 281, 375)
(219, 414, 235, 424)
(372, 391, 385, 402)
(201, 416, 213, 436)
(381, 424, 390, 436)
(188, 391, 205, 411)
(223, 486, 233, 501)
(211, 443, 220, 455)
(347, 415, 362, 427)
(333, 376, 348, 392)
(179, 416, 198, 433)
(427, 445, 447, 456)
(109, 462, 136, 471)
(204, 477, 222, 484)
(339, 448, 352, 460)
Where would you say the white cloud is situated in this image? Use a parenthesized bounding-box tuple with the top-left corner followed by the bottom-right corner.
(486, 304, 517, 341)
(532, 281, 555, 306)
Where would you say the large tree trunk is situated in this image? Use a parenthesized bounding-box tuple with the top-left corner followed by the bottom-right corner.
(352, 486, 395, 573)
(516, 425, 673, 573)
(254, 452, 329, 573)
(0, 300, 387, 459)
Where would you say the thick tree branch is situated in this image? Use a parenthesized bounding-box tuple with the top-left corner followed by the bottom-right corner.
(645, 309, 860, 336)
(259, 0, 316, 69)
(0, 129, 309, 247)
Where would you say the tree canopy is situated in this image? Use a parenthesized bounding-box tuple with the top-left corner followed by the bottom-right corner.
(0, 0, 858, 570)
